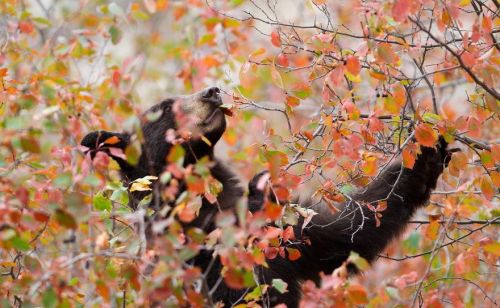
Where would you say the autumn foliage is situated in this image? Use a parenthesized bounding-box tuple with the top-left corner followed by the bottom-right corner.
(0, 0, 498, 307)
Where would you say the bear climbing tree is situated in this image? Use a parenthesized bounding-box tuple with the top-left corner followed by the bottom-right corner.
(1, 1, 498, 307)
(81, 87, 453, 307)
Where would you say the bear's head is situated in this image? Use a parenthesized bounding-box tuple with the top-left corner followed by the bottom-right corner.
(81, 87, 228, 177)
(143, 87, 226, 147)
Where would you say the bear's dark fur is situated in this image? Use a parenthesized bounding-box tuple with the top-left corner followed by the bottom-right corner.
(81, 87, 451, 307)
(81, 87, 243, 220)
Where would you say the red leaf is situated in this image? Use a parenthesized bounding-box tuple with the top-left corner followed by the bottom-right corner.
(282, 226, 295, 242)
(460, 51, 476, 67)
(112, 70, 121, 88)
(368, 116, 384, 132)
(33, 211, 50, 223)
(19, 21, 34, 34)
(264, 226, 282, 239)
(277, 53, 289, 67)
(392, 0, 412, 22)
(271, 30, 281, 48)
(264, 247, 279, 259)
(327, 65, 344, 86)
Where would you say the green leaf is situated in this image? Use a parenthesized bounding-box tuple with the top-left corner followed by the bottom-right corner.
(109, 26, 122, 45)
(11, 236, 31, 251)
(244, 284, 268, 301)
(168, 144, 185, 165)
(93, 194, 112, 212)
(272, 278, 288, 294)
(42, 287, 58, 308)
(347, 251, 370, 271)
(32, 17, 52, 27)
(53, 172, 72, 189)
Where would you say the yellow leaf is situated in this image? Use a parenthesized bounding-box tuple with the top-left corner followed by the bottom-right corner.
(129, 176, 158, 192)
(345, 70, 361, 83)
(271, 62, 284, 89)
(483, 242, 500, 257)
(201, 135, 212, 146)
(0, 261, 16, 267)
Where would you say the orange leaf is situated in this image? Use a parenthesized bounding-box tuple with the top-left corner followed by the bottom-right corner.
(0, 68, 8, 78)
(415, 123, 438, 147)
(482, 15, 492, 33)
(425, 219, 440, 240)
(264, 202, 283, 220)
(346, 284, 368, 305)
(402, 147, 416, 169)
(287, 248, 301, 261)
(178, 204, 196, 223)
(361, 155, 377, 176)
(480, 175, 495, 200)
(224, 268, 245, 289)
(96, 280, 110, 301)
(345, 55, 361, 75)
(104, 136, 120, 145)
(271, 30, 281, 48)
(467, 117, 481, 138)
(285, 95, 300, 108)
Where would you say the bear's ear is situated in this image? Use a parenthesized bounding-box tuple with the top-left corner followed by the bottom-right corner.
(81, 130, 130, 151)
(248, 171, 271, 213)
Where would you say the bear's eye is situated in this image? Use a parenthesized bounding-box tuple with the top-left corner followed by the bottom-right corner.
(164, 105, 171, 111)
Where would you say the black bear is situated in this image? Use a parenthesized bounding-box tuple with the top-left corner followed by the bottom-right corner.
(81, 87, 451, 307)
(245, 139, 451, 307)
(81, 87, 244, 231)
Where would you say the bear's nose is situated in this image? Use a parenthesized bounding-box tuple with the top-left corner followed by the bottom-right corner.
(201, 87, 222, 105)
